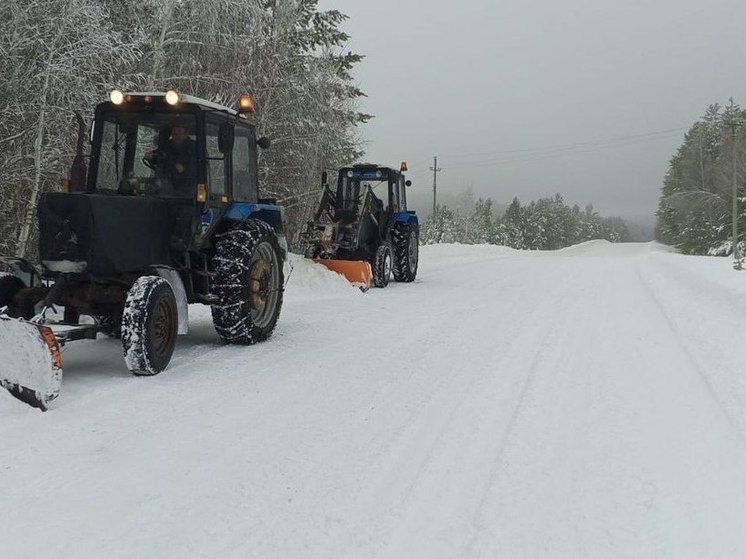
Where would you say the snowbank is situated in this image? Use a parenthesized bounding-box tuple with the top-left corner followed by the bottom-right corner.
(284, 254, 363, 301)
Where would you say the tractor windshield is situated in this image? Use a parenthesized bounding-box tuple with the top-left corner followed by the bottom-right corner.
(94, 111, 197, 199)
(337, 177, 387, 212)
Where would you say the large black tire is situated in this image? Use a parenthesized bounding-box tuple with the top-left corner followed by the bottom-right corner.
(392, 223, 419, 282)
(0, 273, 25, 315)
(211, 219, 284, 344)
(121, 276, 178, 375)
(372, 242, 393, 288)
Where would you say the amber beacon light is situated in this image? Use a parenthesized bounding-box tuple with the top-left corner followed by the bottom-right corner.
(237, 94, 255, 114)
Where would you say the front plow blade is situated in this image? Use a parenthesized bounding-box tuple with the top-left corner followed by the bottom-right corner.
(313, 259, 372, 290)
(0, 316, 62, 411)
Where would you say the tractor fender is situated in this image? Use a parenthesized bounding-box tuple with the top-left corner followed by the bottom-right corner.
(221, 202, 287, 259)
(147, 265, 188, 335)
(395, 211, 419, 229)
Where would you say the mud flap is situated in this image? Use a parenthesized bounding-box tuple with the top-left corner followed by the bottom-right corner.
(0, 316, 62, 411)
(313, 259, 372, 291)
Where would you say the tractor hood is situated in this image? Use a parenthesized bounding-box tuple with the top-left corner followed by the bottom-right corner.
(38, 193, 171, 276)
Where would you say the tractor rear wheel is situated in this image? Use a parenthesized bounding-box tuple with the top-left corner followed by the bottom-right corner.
(372, 242, 393, 288)
(211, 219, 284, 344)
(121, 276, 178, 375)
(392, 223, 418, 282)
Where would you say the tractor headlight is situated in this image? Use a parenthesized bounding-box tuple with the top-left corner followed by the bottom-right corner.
(165, 89, 180, 105)
(110, 89, 124, 105)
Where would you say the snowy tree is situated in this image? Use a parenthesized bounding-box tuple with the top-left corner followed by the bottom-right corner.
(469, 198, 495, 244)
(421, 205, 458, 244)
(500, 197, 526, 249)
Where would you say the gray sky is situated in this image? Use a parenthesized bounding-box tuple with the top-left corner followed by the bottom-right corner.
(320, 0, 746, 218)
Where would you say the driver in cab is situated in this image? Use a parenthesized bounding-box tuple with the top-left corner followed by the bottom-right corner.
(144, 122, 196, 194)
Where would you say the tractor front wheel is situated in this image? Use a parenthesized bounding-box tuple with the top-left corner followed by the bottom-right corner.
(121, 276, 178, 375)
(372, 242, 393, 288)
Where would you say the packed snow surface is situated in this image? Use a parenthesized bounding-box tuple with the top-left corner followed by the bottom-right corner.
(2, 242, 746, 558)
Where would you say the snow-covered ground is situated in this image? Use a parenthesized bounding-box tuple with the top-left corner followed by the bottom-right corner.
(3, 241, 746, 558)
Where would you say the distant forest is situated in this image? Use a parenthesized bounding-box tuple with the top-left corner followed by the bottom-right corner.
(420, 193, 630, 249)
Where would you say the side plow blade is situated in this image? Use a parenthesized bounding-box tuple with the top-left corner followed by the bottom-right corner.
(313, 259, 372, 291)
(0, 316, 62, 411)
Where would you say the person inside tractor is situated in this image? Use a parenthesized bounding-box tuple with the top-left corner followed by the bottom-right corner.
(144, 121, 197, 196)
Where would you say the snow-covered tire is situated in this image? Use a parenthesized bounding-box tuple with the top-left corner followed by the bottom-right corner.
(0, 273, 25, 316)
(121, 276, 178, 376)
(392, 223, 418, 282)
(372, 242, 393, 288)
(211, 219, 284, 344)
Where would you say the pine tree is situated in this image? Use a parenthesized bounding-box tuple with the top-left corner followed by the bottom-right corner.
(501, 197, 525, 249)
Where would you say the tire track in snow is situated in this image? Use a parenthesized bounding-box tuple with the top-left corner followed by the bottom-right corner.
(318, 258, 587, 557)
(634, 262, 746, 447)
(237, 254, 545, 556)
(462, 260, 597, 558)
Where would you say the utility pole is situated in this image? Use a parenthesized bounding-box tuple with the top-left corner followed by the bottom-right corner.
(430, 156, 442, 215)
(726, 119, 742, 270)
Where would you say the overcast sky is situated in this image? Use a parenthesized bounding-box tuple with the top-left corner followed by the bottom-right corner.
(320, 0, 746, 218)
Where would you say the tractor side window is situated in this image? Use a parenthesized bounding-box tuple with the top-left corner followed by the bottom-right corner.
(205, 122, 226, 196)
(399, 176, 407, 211)
(97, 123, 121, 190)
(232, 127, 258, 202)
(389, 179, 399, 212)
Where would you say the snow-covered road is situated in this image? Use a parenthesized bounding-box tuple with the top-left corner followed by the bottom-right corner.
(3, 241, 746, 558)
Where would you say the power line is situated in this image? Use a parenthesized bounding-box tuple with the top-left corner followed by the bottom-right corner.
(443, 127, 687, 162)
(442, 128, 686, 169)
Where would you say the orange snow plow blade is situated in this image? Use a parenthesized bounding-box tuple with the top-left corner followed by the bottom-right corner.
(0, 316, 62, 411)
(313, 259, 372, 290)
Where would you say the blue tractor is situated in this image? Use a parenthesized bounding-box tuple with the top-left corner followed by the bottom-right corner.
(302, 163, 419, 289)
(0, 91, 286, 409)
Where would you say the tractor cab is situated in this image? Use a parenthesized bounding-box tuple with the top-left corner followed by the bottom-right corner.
(83, 91, 268, 240)
(335, 164, 411, 225)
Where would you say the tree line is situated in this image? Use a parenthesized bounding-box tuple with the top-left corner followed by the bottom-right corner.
(421, 194, 629, 249)
(0, 0, 368, 258)
(656, 100, 746, 255)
